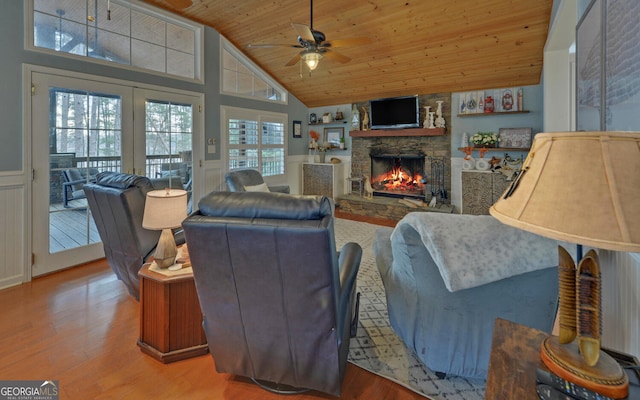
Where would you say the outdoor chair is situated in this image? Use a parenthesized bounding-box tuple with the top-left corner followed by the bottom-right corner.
(62, 168, 99, 207)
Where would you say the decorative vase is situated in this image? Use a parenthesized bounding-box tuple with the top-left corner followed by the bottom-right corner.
(475, 158, 491, 171)
(423, 106, 431, 128)
(351, 104, 360, 130)
(428, 112, 435, 129)
(462, 158, 475, 170)
(461, 132, 469, 147)
(435, 101, 443, 118)
(318, 152, 326, 163)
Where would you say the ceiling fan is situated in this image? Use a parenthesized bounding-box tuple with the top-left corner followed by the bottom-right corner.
(247, 0, 371, 72)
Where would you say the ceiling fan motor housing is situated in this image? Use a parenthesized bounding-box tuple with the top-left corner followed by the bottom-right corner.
(297, 30, 326, 46)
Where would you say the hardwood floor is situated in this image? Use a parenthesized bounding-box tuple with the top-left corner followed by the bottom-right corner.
(334, 207, 398, 228)
(0, 214, 416, 400)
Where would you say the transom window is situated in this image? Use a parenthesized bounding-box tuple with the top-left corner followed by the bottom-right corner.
(222, 106, 287, 178)
(221, 38, 287, 104)
(28, 0, 203, 82)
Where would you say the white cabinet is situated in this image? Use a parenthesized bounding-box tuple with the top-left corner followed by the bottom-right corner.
(302, 163, 344, 201)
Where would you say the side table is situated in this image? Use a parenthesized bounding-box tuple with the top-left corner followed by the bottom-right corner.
(485, 318, 547, 399)
(138, 263, 208, 363)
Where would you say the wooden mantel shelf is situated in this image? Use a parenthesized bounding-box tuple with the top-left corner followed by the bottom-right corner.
(350, 127, 446, 137)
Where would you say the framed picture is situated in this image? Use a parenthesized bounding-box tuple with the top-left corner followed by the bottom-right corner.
(498, 127, 532, 148)
(293, 120, 302, 138)
(324, 127, 344, 148)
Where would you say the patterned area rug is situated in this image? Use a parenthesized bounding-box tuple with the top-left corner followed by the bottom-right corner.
(334, 218, 486, 400)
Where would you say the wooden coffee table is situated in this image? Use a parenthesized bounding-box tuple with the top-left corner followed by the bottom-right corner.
(137, 263, 208, 363)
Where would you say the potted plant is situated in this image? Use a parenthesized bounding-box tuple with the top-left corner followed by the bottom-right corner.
(339, 136, 345, 149)
(471, 132, 498, 148)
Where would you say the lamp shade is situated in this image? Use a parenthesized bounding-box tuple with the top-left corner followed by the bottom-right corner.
(490, 131, 640, 253)
(142, 189, 188, 230)
(301, 51, 322, 71)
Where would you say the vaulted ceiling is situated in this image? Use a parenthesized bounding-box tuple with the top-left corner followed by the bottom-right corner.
(142, 0, 553, 107)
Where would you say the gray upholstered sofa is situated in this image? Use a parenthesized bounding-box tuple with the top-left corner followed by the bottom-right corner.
(373, 212, 560, 379)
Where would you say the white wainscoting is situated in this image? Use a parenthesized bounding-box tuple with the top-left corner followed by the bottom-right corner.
(203, 160, 225, 196)
(0, 172, 27, 290)
(601, 250, 640, 358)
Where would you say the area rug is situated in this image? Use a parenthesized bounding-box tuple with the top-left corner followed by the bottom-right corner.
(334, 218, 486, 400)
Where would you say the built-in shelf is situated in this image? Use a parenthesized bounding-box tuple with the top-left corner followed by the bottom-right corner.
(457, 147, 530, 152)
(456, 110, 530, 117)
(350, 127, 445, 137)
(309, 120, 348, 126)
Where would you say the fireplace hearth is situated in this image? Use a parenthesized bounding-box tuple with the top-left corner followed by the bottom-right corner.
(370, 153, 426, 199)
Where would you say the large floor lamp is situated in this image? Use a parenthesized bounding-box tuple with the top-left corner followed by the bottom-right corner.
(490, 131, 640, 399)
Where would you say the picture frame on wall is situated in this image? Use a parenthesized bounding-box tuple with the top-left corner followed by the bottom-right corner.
(324, 127, 344, 148)
(499, 128, 532, 148)
(293, 120, 302, 138)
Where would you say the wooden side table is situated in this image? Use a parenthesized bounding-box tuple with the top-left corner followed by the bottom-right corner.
(485, 318, 547, 399)
(138, 263, 208, 363)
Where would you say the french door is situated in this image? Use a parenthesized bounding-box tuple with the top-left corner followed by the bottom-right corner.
(30, 69, 201, 277)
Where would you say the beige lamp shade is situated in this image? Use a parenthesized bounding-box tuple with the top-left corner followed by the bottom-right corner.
(490, 131, 640, 253)
(142, 189, 188, 230)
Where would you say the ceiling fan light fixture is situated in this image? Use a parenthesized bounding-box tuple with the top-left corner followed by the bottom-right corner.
(301, 51, 322, 71)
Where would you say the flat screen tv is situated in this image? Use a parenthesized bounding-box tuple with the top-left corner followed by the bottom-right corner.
(369, 95, 420, 129)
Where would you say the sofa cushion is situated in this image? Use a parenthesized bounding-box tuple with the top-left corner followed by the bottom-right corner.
(392, 212, 559, 292)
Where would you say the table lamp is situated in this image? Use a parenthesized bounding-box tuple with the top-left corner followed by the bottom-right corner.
(142, 188, 188, 269)
(489, 131, 640, 399)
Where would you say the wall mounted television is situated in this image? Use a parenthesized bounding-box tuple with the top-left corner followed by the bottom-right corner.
(369, 95, 420, 130)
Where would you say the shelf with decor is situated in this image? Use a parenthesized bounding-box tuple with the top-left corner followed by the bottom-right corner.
(457, 110, 530, 117)
(309, 120, 348, 126)
(350, 127, 445, 138)
(457, 147, 530, 152)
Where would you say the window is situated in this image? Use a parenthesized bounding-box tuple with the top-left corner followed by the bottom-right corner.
(28, 0, 203, 82)
(222, 107, 287, 178)
(221, 38, 287, 103)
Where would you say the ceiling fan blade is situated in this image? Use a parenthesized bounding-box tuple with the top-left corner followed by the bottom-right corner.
(323, 50, 350, 64)
(285, 53, 302, 67)
(247, 43, 304, 49)
(324, 37, 372, 48)
(292, 23, 315, 43)
(165, 0, 192, 9)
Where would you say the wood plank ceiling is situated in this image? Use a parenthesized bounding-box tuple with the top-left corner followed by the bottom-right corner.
(142, 0, 553, 107)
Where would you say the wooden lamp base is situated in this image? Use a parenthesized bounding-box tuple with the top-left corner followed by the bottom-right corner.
(540, 336, 629, 399)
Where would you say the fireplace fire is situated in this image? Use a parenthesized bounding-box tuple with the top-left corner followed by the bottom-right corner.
(370, 153, 426, 199)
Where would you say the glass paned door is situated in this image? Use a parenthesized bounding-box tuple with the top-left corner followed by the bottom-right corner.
(144, 101, 192, 194)
(31, 72, 201, 277)
(134, 89, 201, 212)
(31, 72, 133, 277)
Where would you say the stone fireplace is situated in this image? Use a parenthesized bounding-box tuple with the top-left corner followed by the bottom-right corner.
(337, 93, 454, 219)
(369, 152, 426, 199)
(348, 93, 452, 207)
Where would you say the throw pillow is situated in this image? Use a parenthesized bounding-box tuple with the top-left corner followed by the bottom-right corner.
(244, 182, 270, 192)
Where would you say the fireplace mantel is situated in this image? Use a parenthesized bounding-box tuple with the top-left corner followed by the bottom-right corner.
(350, 127, 445, 137)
